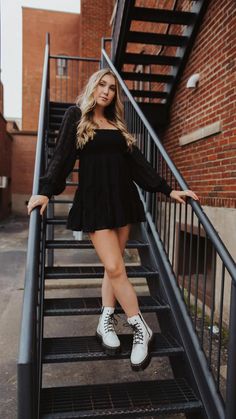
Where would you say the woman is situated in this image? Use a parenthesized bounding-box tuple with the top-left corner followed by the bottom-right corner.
(27, 68, 199, 371)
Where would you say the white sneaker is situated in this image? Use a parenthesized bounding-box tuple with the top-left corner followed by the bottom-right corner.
(127, 312, 154, 371)
(96, 307, 121, 355)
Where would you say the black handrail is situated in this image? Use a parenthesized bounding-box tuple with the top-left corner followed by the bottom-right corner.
(101, 47, 236, 418)
(50, 54, 100, 62)
(17, 33, 50, 419)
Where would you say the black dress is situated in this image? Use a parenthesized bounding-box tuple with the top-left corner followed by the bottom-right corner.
(39, 105, 173, 232)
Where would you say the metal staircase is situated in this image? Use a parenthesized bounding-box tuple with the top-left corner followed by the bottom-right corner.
(18, 20, 236, 419)
(112, 0, 208, 127)
(37, 102, 203, 417)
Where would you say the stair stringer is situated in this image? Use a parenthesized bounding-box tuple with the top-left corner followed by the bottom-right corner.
(135, 219, 225, 419)
(130, 221, 205, 419)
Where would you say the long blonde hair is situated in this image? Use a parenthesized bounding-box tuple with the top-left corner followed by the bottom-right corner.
(75, 68, 137, 151)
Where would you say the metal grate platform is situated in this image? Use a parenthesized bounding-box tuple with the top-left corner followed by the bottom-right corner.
(44, 265, 158, 280)
(43, 296, 169, 316)
(45, 239, 149, 249)
(40, 378, 202, 418)
(42, 333, 184, 363)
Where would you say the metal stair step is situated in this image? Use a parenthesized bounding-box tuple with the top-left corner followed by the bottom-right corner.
(132, 7, 197, 25)
(45, 239, 149, 249)
(49, 114, 64, 122)
(50, 199, 74, 204)
(49, 101, 74, 110)
(124, 52, 181, 66)
(65, 181, 78, 186)
(46, 140, 57, 148)
(49, 122, 62, 130)
(46, 218, 72, 225)
(49, 107, 69, 115)
(47, 153, 80, 161)
(44, 296, 168, 316)
(121, 71, 174, 83)
(127, 31, 189, 46)
(42, 333, 184, 363)
(40, 378, 202, 418)
(44, 265, 158, 280)
(130, 89, 168, 99)
(47, 131, 58, 138)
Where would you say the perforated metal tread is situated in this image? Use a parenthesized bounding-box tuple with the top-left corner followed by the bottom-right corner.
(132, 7, 197, 25)
(50, 199, 74, 204)
(44, 265, 158, 280)
(46, 218, 72, 225)
(45, 239, 149, 250)
(44, 296, 168, 316)
(42, 333, 184, 363)
(40, 378, 202, 418)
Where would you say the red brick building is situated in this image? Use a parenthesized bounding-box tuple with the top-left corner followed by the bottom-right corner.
(1, 0, 236, 260)
(22, 8, 81, 131)
(7, 2, 114, 216)
(0, 82, 12, 219)
(160, 0, 236, 210)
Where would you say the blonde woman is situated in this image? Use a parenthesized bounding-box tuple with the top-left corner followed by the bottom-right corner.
(27, 68, 199, 371)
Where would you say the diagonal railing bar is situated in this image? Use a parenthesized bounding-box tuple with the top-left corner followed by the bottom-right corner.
(101, 46, 236, 418)
(17, 33, 50, 419)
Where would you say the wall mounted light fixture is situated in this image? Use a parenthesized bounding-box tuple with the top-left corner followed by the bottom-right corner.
(186, 73, 200, 88)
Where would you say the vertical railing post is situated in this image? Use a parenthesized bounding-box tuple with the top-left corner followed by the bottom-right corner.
(146, 132, 151, 214)
(225, 281, 236, 419)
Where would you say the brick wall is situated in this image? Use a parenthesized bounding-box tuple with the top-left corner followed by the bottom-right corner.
(22, 8, 81, 130)
(121, 0, 236, 208)
(11, 132, 37, 195)
(0, 113, 12, 219)
(161, 0, 236, 208)
(77, 0, 115, 92)
(0, 81, 3, 114)
(80, 0, 114, 57)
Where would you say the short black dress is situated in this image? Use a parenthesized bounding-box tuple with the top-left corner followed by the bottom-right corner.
(39, 106, 173, 233)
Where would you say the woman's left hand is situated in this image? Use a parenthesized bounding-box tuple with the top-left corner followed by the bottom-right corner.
(170, 189, 199, 204)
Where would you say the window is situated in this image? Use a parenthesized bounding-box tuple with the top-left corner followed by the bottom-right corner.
(57, 57, 68, 77)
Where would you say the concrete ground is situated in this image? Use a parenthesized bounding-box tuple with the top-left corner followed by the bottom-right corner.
(0, 214, 185, 419)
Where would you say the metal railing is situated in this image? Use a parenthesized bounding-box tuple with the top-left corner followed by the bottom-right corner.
(101, 47, 236, 419)
(49, 55, 100, 103)
(17, 34, 50, 419)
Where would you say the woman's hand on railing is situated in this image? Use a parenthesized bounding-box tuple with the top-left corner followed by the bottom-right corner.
(27, 195, 49, 216)
(170, 189, 199, 204)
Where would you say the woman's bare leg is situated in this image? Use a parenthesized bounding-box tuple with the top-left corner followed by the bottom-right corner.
(101, 224, 132, 307)
(89, 226, 139, 317)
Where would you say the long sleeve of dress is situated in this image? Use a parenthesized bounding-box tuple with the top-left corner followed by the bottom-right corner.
(38, 106, 81, 199)
(126, 144, 173, 197)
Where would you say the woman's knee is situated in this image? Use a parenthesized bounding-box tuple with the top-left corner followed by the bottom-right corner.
(105, 260, 125, 279)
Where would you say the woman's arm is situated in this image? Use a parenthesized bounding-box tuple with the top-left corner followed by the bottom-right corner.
(126, 145, 199, 203)
(27, 106, 81, 216)
(126, 144, 173, 196)
(38, 105, 81, 199)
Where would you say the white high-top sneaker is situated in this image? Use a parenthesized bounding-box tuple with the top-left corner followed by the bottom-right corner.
(96, 307, 121, 355)
(127, 312, 154, 371)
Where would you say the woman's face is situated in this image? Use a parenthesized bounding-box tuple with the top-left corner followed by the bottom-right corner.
(93, 74, 116, 108)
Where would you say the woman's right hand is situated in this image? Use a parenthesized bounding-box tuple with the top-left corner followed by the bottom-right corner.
(27, 194, 49, 216)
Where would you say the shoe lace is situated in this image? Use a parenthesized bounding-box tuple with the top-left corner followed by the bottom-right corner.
(127, 321, 144, 344)
(104, 313, 119, 333)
